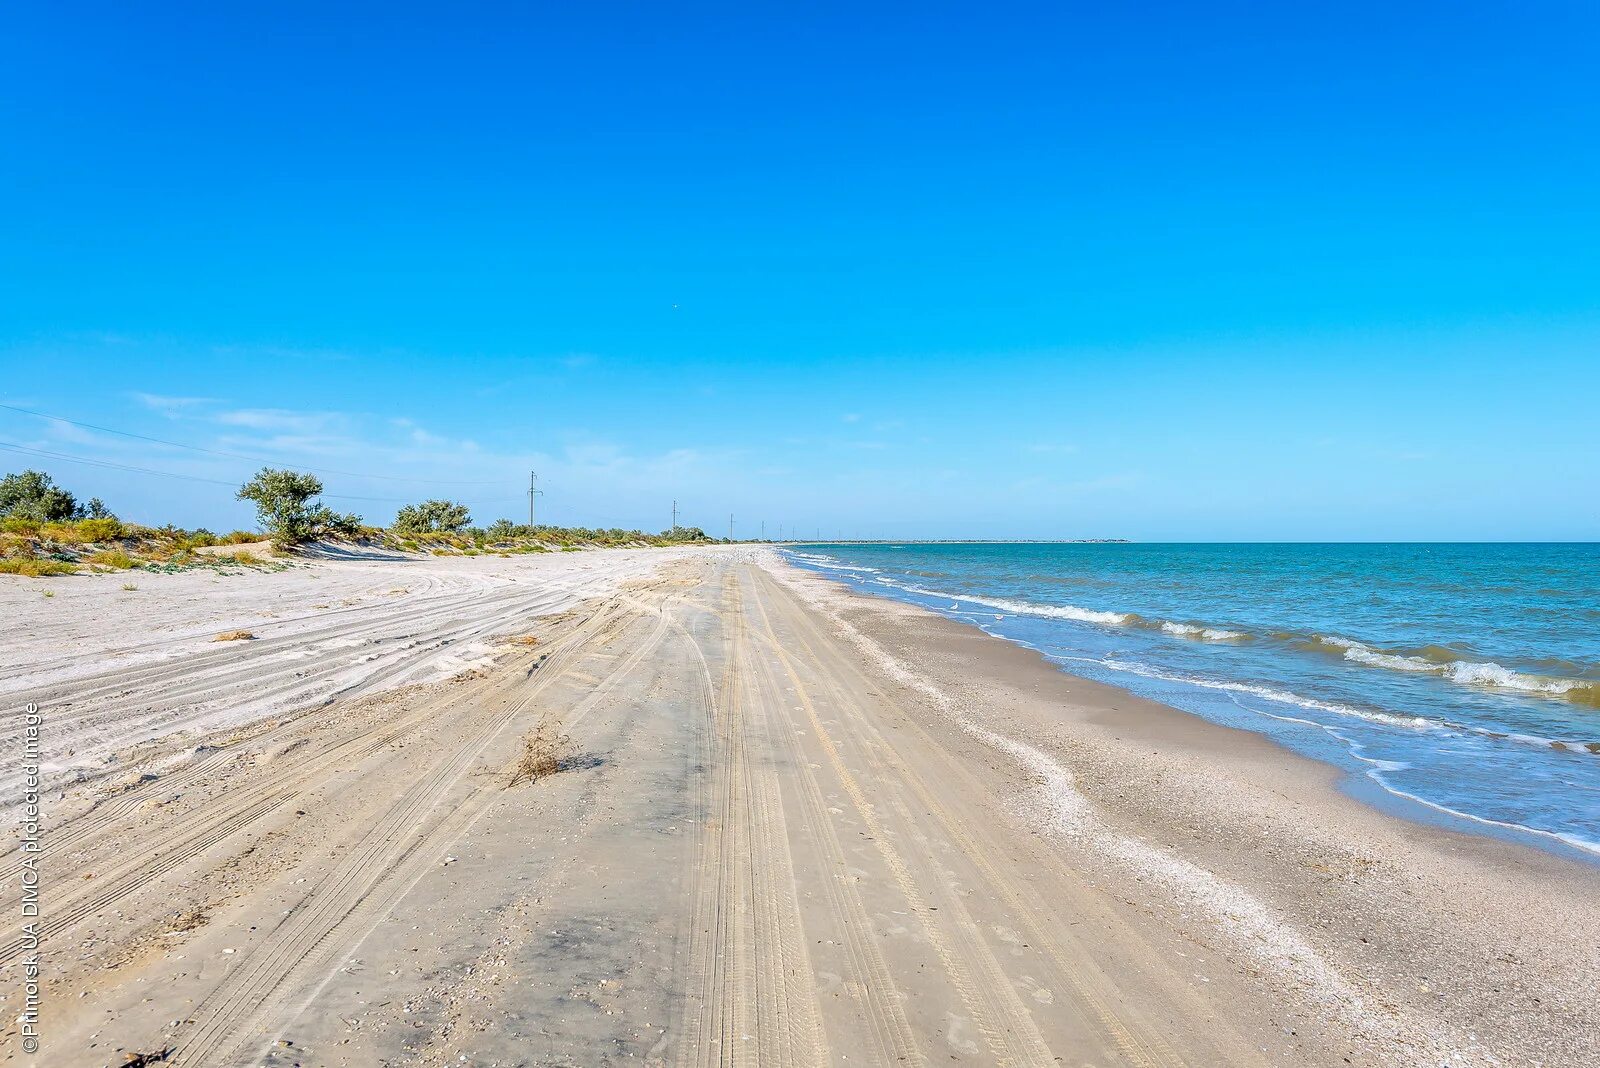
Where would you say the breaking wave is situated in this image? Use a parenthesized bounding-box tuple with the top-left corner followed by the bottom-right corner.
(1094, 658, 1600, 756)
(1160, 621, 1248, 642)
(1312, 636, 1600, 707)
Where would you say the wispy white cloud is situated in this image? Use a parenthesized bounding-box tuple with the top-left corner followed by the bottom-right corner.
(131, 392, 219, 416)
(40, 417, 105, 446)
(214, 408, 348, 434)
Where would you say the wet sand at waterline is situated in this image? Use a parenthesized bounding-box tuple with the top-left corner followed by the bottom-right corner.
(2, 547, 1595, 1066)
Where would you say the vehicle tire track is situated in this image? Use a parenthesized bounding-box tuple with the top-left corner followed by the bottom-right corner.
(745, 570, 1052, 1066)
(171, 598, 653, 1065)
(755, 566, 1187, 1067)
(674, 573, 825, 1068)
(0, 602, 623, 967)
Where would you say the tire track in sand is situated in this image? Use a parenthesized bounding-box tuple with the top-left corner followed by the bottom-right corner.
(173, 597, 674, 1066)
(674, 573, 825, 1068)
(729, 573, 926, 1066)
(753, 565, 1187, 1068)
(0, 602, 621, 969)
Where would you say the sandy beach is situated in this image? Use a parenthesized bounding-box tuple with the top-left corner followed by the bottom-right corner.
(3, 546, 1596, 1067)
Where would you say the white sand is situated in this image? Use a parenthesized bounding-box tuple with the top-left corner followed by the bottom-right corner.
(1, 546, 699, 799)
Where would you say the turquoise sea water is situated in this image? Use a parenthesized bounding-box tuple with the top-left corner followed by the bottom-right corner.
(784, 543, 1600, 860)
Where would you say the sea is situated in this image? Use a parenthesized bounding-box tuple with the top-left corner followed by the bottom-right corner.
(782, 542, 1600, 861)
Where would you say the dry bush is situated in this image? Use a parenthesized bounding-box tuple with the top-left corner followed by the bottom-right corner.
(88, 549, 136, 569)
(500, 634, 540, 647)
(507, 721, 572, 787)
(212, 629, 255, 642)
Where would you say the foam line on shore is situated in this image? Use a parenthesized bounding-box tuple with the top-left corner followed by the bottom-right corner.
(801, 551, 1600, 708)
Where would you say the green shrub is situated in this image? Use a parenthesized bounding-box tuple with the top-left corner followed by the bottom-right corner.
(181, 528, 220, 549)
(392, 499, 472, 535)
(74, 517, 125, 542)
(0, 558, 78, 577)
(87, 549, 135, 570)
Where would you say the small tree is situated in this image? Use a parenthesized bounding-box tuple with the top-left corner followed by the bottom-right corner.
(663, 525, 709, 543)
(0, 470, 80, 521)
(392, 499, 471, 535)
(82, 497, 115, 520)
(236, 467, 362, 547)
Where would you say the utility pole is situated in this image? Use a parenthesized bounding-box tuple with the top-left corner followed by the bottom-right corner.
(761, 520, 765, 541)
(671, 500, 678, 531)
(728, 513, 734, 541)
(527, 471, 544, 526)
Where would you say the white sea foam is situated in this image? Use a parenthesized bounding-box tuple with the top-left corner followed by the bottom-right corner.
(1159, 620, 1246, 641)
(788, 552, 881, 574)
(843, 570, 1140, 627)
(1099, 657, 1437, 730)
(1318, 635, 1594, 699)
(962, 593, 1133, 625)
(1111, 656, 1600, 757)
(1231, 695, 1600, 858)
(1442, 659, 1588, 696)
(885, 582, 1134, 626)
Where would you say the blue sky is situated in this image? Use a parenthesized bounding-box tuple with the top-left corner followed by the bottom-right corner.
(2, 3, 1597, 540)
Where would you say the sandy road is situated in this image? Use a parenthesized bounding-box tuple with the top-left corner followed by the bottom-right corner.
(5, 550, 1349, 1065)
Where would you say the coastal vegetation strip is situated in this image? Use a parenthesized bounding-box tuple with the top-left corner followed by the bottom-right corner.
(0, 465, 724, 577)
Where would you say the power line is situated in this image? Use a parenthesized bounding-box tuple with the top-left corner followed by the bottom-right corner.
(0, 441, 237, 487)
(0, 402, 504, 485)
(0, 440, 523, 506)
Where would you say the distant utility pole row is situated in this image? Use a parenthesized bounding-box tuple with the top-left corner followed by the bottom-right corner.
(520, 480, 833, 541)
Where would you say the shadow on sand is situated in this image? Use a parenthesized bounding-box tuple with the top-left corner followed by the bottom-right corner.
(295, 540, 417, 563)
